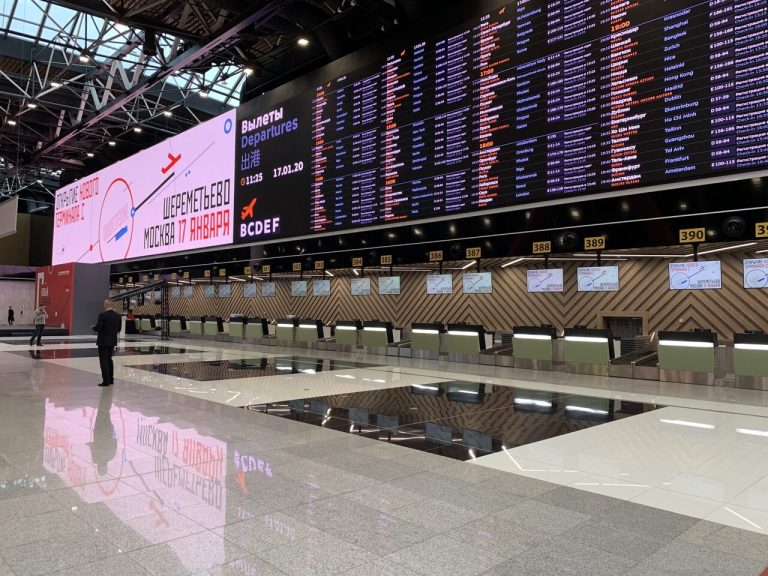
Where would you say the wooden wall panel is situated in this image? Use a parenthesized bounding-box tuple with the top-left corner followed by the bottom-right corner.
(131, 250, 768, 338)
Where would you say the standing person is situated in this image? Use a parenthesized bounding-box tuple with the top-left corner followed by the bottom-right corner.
(29, 305, 47, 346)
(93, 299, 121, 387)
(7, 306, 14, 326)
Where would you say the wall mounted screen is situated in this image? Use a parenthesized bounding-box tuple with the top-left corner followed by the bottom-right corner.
(218, 283, 232, 297)
(526, 269, 564, 293)
(669, 261, 722, 290)
(313, 279, 331, 296)
(744, 259, 768, 289)
(350, 277, 371, 296)
(291, 280, 307, 297)
(577, 266, 619, 292)
(243, 283, 258, 297)
(426, 274, 453, 295)
(53, 0, 768, 262)
(378, 276, 401, 295)
(463, 272, 492, 294)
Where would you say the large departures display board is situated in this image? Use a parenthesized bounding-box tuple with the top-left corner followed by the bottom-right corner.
(54, 0, 768, 263)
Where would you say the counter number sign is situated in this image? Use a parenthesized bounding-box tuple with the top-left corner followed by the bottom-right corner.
(261, 264, 271, 274)
(380, 255, 393, 265)
(244, 266, 252, 275)
(584, 236, 606, 251)
(429, 250, 443, 262)
(314, 260, 324, 270)
(756, 222, 768, 239)
(292, 262, 302, 272)
(352, 257, 363, 267)
(466, 247, 482, 259)
(679, 227, 706, 243)
(532, 241, 551, 254)
(219, 268, 226, 277)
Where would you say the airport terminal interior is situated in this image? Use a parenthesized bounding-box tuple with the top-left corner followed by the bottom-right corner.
(1, 0, 768, 574)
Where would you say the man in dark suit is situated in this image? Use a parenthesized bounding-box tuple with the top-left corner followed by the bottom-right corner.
(93, 299, 122, 387)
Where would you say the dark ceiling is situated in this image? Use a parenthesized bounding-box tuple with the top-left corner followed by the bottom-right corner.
(0, 0, 461, 214)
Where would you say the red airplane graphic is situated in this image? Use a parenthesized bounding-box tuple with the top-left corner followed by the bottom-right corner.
(161, 152, 181, 174)
(241, 198, 257, 220)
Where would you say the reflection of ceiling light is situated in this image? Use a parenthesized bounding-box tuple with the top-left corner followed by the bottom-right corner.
(659, 419, 715, 429)
(455, 389, 479, 395)
(736, 428, 768, 437)
(412, 384, 438, 391)
(514, 398, 552, 408)
(566, 405, 608, 415)
(502, 258, 525, 268)
(334, 374, 355, 379)
(297, 37, 310, 47)
(697, 242, 756, 256)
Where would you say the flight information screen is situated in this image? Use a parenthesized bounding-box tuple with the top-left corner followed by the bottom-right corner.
(54, 0, 768, 262)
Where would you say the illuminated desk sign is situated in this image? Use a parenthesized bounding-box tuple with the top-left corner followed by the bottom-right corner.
(448, 330, 481, 337)
(513, 325, 556, 340)
(657, 340, 714, 348)
(658, 330, 717, 348)
(564, 336, 609, 344)
(413, 328, 440, 335)
(514, 333, 551, 340)
(411, 323, 444, 335)
(336, 325, 358, 331)
(364, 326, 387, 332)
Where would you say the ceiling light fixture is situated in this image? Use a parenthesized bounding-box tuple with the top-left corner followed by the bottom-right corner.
(27, 102, 37, 109)
(697, 242, 756, 256)
(86, 152, 94, 158)
(133, 126, 142, 133)
(297, 37, 310, 47)
(50, 81, 62, 88)
(108, 140, 116, 146)
(79, 53, 90, 63)
(7, 119, 16, 126)
(200, 89, 209, 98)
(461, 260, 477, 270)
(163, 110, 172, 117)
(243, 67, 254, 76)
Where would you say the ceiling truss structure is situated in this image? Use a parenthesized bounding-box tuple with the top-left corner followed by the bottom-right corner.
(0, 0, 419, 214)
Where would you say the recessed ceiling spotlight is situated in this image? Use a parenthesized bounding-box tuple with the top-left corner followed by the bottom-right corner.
(50, 81, 62, 88)
(297, 37, 310, 47)
(7, 119, 16, 126)
(163, 110, 172, 117)
(86, 152, 94, 158)
(27, 102, 37, 109)
(79, 53, 90, 63)
(243, 67, 254, 76)
(133, 126, 142, 133)
(108, 140, 116, 146)
(200, 89, 209, 98)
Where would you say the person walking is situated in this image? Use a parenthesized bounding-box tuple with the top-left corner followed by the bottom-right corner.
(93, 299, 121, 387)
(7, 306, 14, 326)
(29, 305, 47, 346)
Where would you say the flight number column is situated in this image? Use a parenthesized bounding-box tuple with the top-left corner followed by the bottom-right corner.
(472, 8, 513, 208)
(349, 72, 380, 226)
(381, 51, 411, 222)
(310, 85, 332, 232)
(709, 1, 736, 172)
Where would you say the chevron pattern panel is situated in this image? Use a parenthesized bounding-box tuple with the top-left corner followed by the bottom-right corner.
(131, 250, 768, 338)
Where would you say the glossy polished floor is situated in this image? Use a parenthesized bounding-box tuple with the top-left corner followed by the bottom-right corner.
(0, 336, 767, 575)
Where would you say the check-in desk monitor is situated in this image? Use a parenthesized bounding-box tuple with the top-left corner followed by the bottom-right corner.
(296, 319, 324, 343)
(563, 327, 614, 365)
(276, 318, 299, 342)
(513, 325, 556, 361)
(362, 321, 394, 347)
(335, 320, 363, 347)
(445, 324, 486, 354)
(734, 332, 768, 380)
(410, 323, 445, 353)
(658, 330, 717, 373)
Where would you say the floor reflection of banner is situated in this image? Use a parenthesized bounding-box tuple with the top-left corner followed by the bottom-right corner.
(43, 399, 227, 571)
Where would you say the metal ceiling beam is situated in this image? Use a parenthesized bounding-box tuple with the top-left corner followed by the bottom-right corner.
(46, 0, 205, 42)
(30, 1, 283, 165)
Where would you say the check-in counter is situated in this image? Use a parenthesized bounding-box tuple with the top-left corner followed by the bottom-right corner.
(276, 318, 298, 344)
(203, 316, 223, 338)
(513, 325, 557, 370)
(734, 332, 768, 390)
(445, 324, 486, 362)
(140, 317, 153, 333)
(228, 315, 247, 339)
(296, 319, 323, 346)
(335, 320, 362, 350)
(658, 330, 717, 385)
(188, 317, 204, 338)
(362, 321, 394, 355)
(169, 316, 187, 337)
(245, 318, 270, 341)
(410, 323, 445, 359)
(563, 327, 614, 376)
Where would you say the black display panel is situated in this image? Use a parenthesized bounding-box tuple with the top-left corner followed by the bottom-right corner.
(233, 0, 768, 244)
